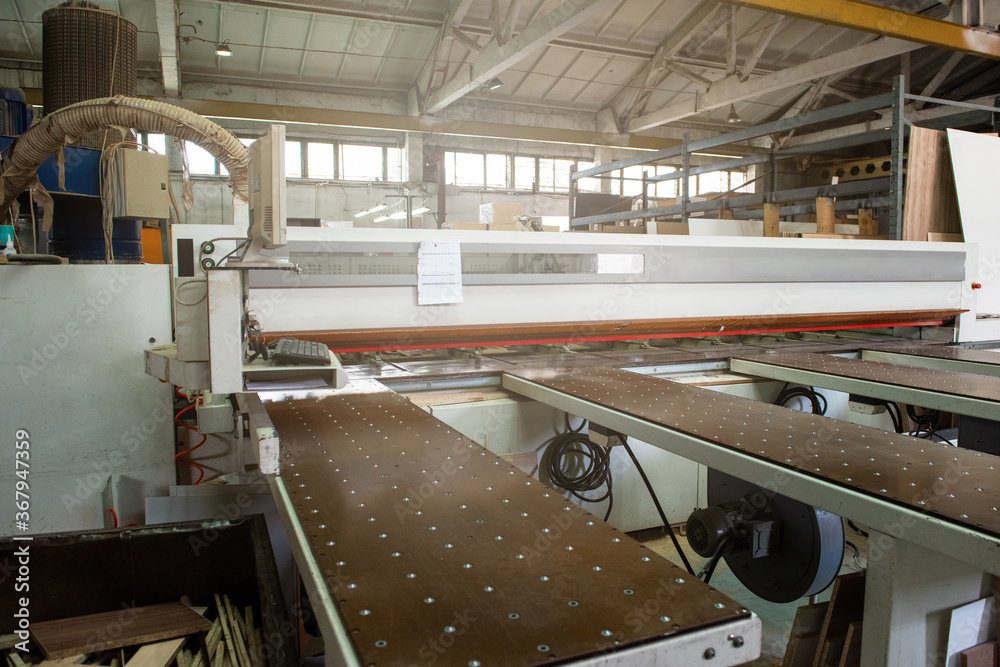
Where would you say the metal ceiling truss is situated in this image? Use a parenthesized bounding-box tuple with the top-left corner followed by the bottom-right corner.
(598, 2, 722, 132)
(420, 0, 616, 114)
(155, 0, 181, 95)
(626, 37, 922, 132)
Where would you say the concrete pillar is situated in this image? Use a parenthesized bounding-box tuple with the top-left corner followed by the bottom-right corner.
(405, 131, 423, 185)
(861, 532, 992, 666)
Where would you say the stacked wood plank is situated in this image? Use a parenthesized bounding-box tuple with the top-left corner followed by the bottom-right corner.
(782, 572, 866, 667)
(2, 596, 266, 667)
(902, 126, 963, 242)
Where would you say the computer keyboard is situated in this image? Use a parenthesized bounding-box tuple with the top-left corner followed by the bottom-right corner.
(271, 338, 332, 366)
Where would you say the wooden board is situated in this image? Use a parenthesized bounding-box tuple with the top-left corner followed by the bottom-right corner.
(816, 197, 836, 234)
(782, 602, 830, 667)
(838, 621, 863, 667)
(763, 203, 779, 238)
(124, 637, 186, 667)
(929, 232, 965, 243)
(903, 127, 963, 242)
(857, 209, 877, 237)
(812, 572, 866, 667)
(646, 221, 689, 235)
(800, 233, 890, 240)
(960, 641, 996, 667)
(947, 595, 996, 666)
(818, 636, 846, 665)
(30, 603, 212, 660)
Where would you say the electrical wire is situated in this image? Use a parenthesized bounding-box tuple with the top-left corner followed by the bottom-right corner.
(542, 421, 614, 521)
(905, 405, 949, 443)
(28, 189, 36, 254)
(107, 507, 138, 528)
(881, 400, 903, 434)
(774, 382, 827, 415)
(622, 438, 695, 576)
(173, 277, 208, 307)
(700, 534, 732, 585)
(174, 387, 206, 484)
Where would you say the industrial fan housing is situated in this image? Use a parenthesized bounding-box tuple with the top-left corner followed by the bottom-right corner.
(686, 470, 844, 603)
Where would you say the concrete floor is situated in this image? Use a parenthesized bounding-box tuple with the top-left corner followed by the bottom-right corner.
(637, 523, 869, 666)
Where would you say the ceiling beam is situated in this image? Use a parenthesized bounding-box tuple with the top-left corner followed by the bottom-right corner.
(914, 51, 963, 109)
(211, 0, 443, 29)
(410, 0, 476, 111)
(154, 0, 181, 96)
(739, 17, 782, 81)
(627, 36, 921, 132)
(423, 0, 616, 114)
(500, 0, 524, 44)
(297, 14, 315, 78)
(717, 0, 1000, 59)
(152, 94, 747, 152)
(601, 2, 720, 125)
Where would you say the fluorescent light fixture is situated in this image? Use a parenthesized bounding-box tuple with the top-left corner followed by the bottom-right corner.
(215, 42, 233, 57)
(373, 215, 391, 222)
(411, 207, 430, 215)
(485, 77, 503, 91)
(692, 152, 739, 158)
(354, 203, 388, 218)
(387, 210, 408, 220)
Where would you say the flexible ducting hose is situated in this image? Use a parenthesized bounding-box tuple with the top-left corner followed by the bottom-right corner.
(0, 95, 249, 221)
(0, 253, 67, 265)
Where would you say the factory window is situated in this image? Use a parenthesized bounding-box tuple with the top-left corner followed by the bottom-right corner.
(442, 151, 509, 188)
(285, 141, 303, 178)
(697, 170, 727, 196)
(620, 165, 644, 197)
(307, 142, 336, 179)
(730, 170, 749, 192)
(513, 156, 536, 190)
(340, 144, 384, 181)
(445, 152, 486, 187)
(576, 161, 600, 192)
(387, 147, 403, 182)
(139, 132, 167, 155)
(486, 154, 509, 188)
(442, 151, 595, 192)
(185, 142, 219, 176)
(653, 166, 678, 199)
(537, 158, 575, 193)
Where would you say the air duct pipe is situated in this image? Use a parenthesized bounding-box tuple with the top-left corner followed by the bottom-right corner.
(0, 95, 249, 222)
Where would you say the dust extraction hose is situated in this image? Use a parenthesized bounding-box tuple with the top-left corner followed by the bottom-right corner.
(0, 95, 249, 220)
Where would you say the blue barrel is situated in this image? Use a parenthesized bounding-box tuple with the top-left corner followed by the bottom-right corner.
(0, 88, 32, 136)
(48, 194, 143, 263)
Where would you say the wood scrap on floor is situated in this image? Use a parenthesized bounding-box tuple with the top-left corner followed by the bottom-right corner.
(838, 621, 862, 667)
(2, 595, 267, 667)
(29, 603, 212, 660)
(811, 572, 866, 667)
(959, 641, 996, 667)
(782, 602, 829, 667)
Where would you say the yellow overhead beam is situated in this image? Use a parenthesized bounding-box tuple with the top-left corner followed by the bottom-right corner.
(21, 88, 765, 154)
(719, 0, 1000, 59)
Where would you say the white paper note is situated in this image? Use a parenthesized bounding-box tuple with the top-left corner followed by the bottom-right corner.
(417, 239, 463, 305)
